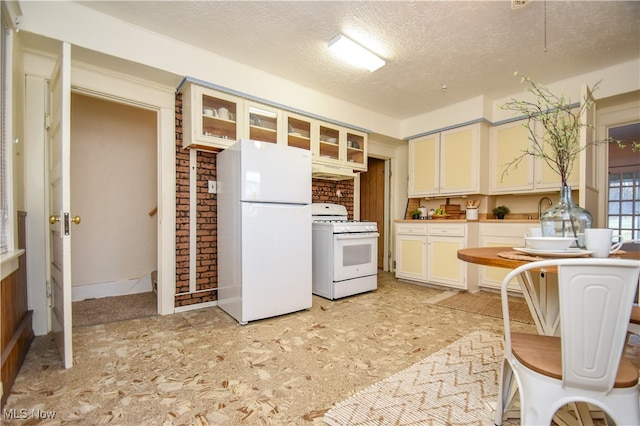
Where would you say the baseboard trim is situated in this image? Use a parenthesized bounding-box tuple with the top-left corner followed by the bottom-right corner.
(174, 300, 218, 313)
(72, 272, 153, 301)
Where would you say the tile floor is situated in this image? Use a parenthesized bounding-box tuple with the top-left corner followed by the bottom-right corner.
(3, 272, 636, 425)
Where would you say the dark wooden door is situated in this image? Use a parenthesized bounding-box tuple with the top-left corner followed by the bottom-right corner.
(360, 157, 385, 269)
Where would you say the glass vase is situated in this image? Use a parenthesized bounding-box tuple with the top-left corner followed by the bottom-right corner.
(540, 186, 592, 248)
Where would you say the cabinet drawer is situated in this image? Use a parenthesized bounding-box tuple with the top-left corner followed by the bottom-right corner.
(428, 224, 465, 237)
(396, 223, 428, 235)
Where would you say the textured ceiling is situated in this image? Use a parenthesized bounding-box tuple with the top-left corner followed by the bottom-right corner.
(74, 1, 639, 120)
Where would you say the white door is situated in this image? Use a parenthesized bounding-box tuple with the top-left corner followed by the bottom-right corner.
(49, 42, 74, 369)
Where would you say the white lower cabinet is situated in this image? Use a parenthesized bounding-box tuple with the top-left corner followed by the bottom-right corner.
(478, 223, 530, 293)
(395, 224, 428, 282)
(427, 224, 467, 289)
(395, 222, 476, 290)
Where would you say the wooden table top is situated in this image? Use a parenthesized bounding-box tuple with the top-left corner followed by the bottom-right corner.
(457, 246, 640, 270)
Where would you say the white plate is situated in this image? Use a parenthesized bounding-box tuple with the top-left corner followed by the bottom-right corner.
(514, 247, 594, 258)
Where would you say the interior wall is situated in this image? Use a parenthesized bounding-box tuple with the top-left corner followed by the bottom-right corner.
(70, 93, 157, 288)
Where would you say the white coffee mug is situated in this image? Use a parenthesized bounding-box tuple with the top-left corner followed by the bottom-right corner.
(525, 227, 543, 238)
(585, 228, 622, 258)
(217, 107, 230, 120)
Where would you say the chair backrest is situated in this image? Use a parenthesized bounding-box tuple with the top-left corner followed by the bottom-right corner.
(558, 260, 639, 392)
(501, 258, 640, 394)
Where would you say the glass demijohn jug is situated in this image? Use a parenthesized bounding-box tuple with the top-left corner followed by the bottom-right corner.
(540, 186, 592, 248)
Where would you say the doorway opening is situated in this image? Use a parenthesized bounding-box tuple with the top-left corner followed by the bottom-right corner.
(607, 122, 640, 252)
(70, 93, 158, 326)
(359, 156, 389, 271)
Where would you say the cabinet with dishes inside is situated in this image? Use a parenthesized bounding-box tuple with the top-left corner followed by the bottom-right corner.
(180, 82, 241, 150)
(179, 80, 368, 173)
(315, 123, 367, 171)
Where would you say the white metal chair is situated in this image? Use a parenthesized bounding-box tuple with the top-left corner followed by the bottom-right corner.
(494, 258, 640, 426)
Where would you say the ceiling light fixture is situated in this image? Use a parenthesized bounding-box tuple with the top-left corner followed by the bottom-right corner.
(327, 34, 385, 72)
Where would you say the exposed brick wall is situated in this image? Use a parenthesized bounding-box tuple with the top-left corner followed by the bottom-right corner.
(175, 93, 217, 307)
(174, 93, 355, 308)
(175, 94, 189, 295)
(196, 151, 217, 292)
(312, 179, 355, 218)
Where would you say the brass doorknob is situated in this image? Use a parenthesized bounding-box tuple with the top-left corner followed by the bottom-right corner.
(49, 215, 60, 224)
(71, 215, 81, 225)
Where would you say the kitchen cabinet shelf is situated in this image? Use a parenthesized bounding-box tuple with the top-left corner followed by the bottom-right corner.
(180, 80, 368, 176)
(181, 83, 241, 149)
(288, 133, 311, 150)
(287, 116, 312, 151)
(346, 131, 366, 167)
(249, 125, 278, 143)
(247, 104, 280, 144)
(317, 124, 341, 163)
(202, 116, 236, 137)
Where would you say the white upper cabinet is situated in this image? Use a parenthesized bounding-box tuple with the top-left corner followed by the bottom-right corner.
(490, 119, 579, 194)
(245, 102, 281, 145)
(345, 129, 367, 171)
(408, 133, 439, 196)
(285, 112, 313, 152)
(316, 122, 343, 165)
(409, 122, 488, 197)
(181, 83, 241, 150)
(180, 80, 368, 174)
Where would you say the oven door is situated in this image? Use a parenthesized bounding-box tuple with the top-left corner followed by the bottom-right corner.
(333, 232, 379, 282)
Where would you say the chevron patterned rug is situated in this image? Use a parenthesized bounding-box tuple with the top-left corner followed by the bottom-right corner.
(323, 330, 504, 426)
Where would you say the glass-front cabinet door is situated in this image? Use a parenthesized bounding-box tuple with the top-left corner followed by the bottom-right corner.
(285, 113, 312, 152)
(201, 93, 238, 141)
(181, 82, 240, 150)
(317, 123, 342, 164)
(246, 103, 280, 144)
(346, 130, 367, 171)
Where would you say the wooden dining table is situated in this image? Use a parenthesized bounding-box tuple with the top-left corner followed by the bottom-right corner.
(458, 246, 640, 336)
(458, 247, 640, 425)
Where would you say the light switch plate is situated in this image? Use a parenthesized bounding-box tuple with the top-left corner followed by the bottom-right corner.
(208, 180, 217, 194)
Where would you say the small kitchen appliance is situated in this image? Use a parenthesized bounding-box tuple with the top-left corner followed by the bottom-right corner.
(311, 203, 379, 300)
(217, 139, 312, 324)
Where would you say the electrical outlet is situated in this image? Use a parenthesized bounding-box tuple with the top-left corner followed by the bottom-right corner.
(208, 180, 217, 194)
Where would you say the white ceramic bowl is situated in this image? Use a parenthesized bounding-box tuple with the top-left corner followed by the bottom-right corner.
(525, 237, 576, 251)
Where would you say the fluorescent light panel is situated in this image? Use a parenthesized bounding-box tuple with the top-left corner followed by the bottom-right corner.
(328, 34, 385, 72)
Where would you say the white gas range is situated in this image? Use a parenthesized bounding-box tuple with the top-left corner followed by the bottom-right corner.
(311, 203, 379, 300)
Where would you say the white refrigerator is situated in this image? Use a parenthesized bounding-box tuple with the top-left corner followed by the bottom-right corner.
(217, 139, 312, 324)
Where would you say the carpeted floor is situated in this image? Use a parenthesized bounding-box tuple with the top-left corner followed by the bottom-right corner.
(72, 291, 158, 327)
(435, 290, 534, 324)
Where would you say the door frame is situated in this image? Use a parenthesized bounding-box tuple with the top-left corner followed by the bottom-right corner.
(24, 52, 177, 336)
(596, 93, 640, 228)
(355, 155, 392, 272)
